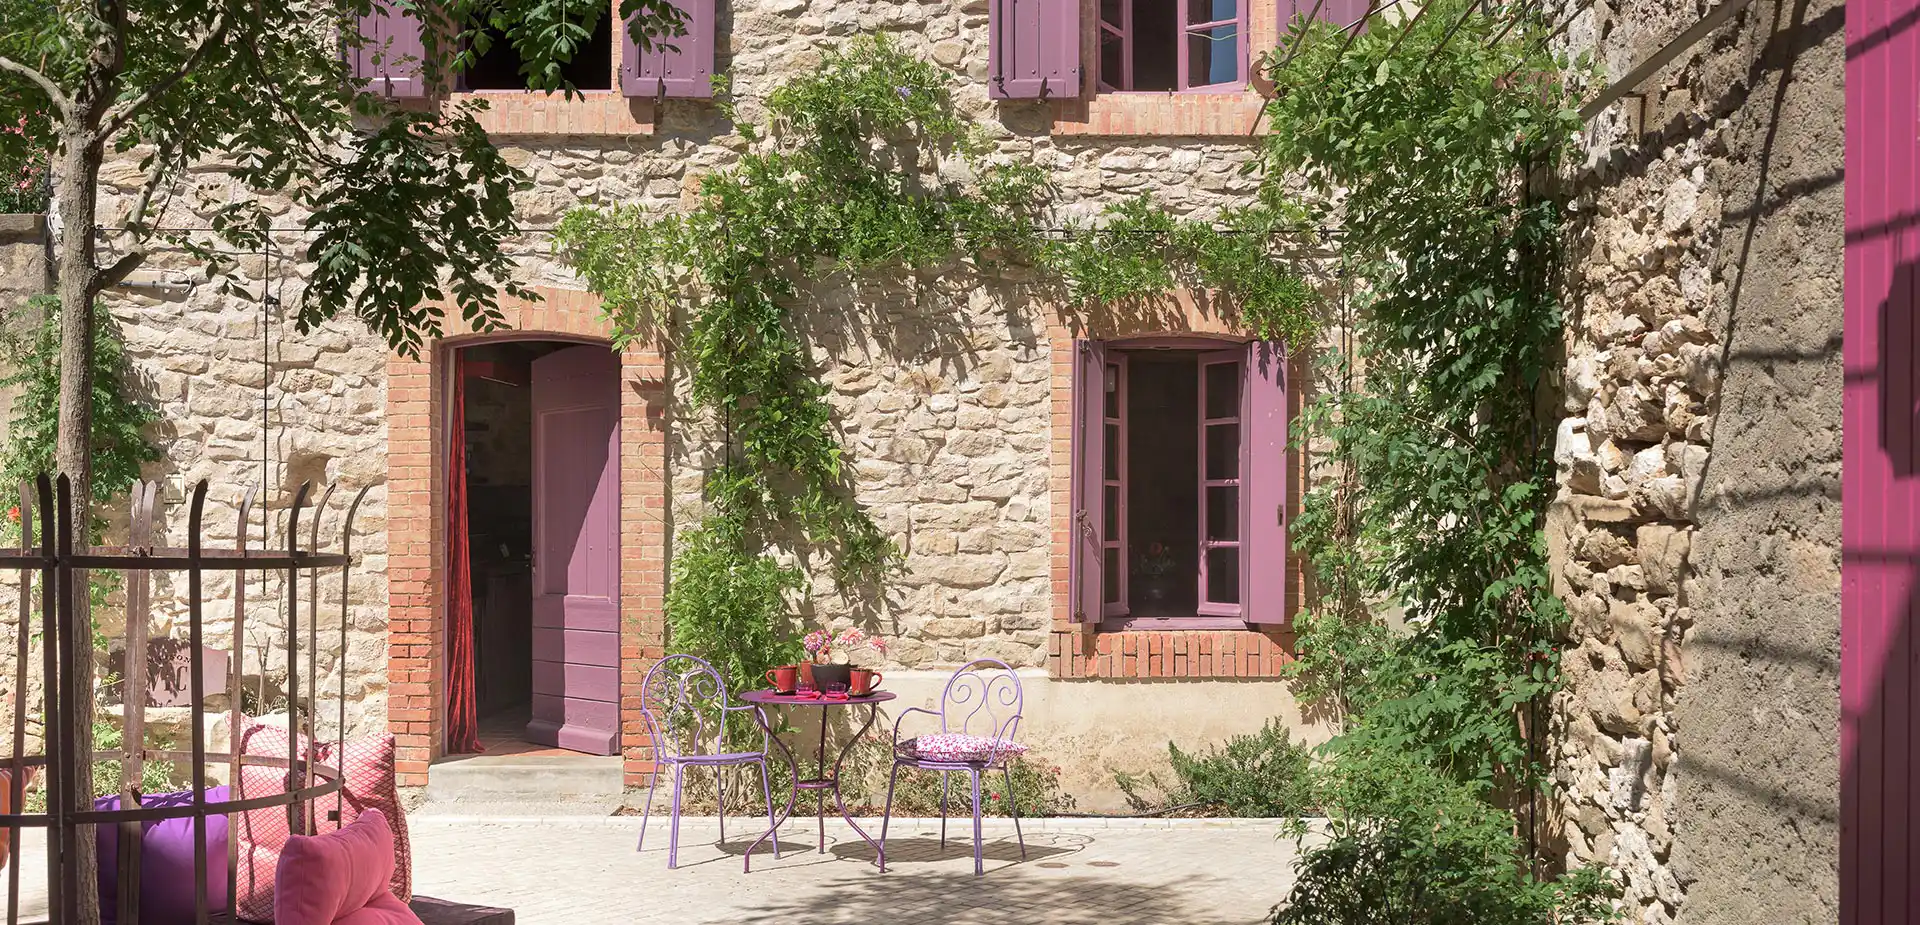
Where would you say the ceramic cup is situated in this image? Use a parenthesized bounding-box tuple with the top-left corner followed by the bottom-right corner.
(850, 668, 884, 696)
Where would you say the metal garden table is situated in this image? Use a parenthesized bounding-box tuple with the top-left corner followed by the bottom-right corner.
(742, 689, 896, 865)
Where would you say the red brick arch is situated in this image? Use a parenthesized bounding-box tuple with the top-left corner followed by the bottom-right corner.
(384, 287, 668, 788)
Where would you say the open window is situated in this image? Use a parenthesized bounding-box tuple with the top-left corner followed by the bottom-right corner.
(1098, 0, 1245, 92)
(1070, 338, 1290, 629)
(350, 0, 714, 100)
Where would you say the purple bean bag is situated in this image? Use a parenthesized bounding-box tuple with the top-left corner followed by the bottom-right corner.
(94, 785, 231, 925)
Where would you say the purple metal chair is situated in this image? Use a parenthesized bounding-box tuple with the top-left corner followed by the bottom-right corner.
(878, 658, 1028, 875)
(636, 654, 780, 870)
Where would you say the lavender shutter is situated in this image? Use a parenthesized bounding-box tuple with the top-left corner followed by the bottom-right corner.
(1242, 340, 1289, 624)
(354, 0, 428, 98)
(1069, 340, 1107, 623)
(621, 0, 715, 99)
(989, 0, 1082, 100)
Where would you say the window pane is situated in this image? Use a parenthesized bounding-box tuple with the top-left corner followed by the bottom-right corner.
(1104, 549, 1122, 603)
(1206, 547, 1241, 604)
(1204, 362, 1239, 418)
(1205, 423, 1240, 480)
(1101, 29, 1125, 89)
(1104, 423, 1121, 479)
(1188, 0, 1236, 23)
(1187, 24, 1239, 88)
(1206, 486, 1239, 541)
(1104, 485, 1120, 537)
(1102, 0, 1125, 27)
(1105, 363, 1121, 418)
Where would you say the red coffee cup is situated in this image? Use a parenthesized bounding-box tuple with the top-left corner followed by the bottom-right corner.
(850, 668, 883, 696)
(765, 665, 798, 693)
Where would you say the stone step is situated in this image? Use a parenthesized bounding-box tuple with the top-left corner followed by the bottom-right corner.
(422, 754, 624, 807)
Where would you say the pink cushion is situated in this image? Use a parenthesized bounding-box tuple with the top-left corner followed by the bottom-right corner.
(335, 893, 425, 925)
(900, 733, 1028, 765)
(235, 720, 313, 921)
(275, 808, 401, 925)
(314, 734, 413, 902)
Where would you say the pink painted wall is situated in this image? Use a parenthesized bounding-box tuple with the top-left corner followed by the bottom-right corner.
(1844, 0, 1920, 919)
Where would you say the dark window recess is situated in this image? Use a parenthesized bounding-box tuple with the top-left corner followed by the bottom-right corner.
(1126, 354, 1201, 616)
(462, 7, 613, 91)
(1098, 0, 1242, 91)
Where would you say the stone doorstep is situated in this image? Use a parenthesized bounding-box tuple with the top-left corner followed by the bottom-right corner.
(422, 754, 625, 805)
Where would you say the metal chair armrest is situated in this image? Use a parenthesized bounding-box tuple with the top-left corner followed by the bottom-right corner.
(889, 706, 942, 751)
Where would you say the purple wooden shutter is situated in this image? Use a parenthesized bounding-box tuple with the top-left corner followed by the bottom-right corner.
(1069, 340, 1107, 623)
(621, 0, 714, 99)
(990, 0, 1082, 100)
(1242, 340, 1289, 624)
(354, 0, 428, 98)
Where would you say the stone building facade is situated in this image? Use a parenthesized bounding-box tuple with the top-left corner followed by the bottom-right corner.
(1548, 0, 1842, 922)
(26, 0, 1341, 810)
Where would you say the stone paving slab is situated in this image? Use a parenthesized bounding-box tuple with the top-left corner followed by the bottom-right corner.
(8, 817, 1303, 924)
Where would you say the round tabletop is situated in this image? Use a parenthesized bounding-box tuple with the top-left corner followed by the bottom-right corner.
(741, 689, 897, 707)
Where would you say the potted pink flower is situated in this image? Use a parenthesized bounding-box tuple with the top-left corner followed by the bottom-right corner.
(803, 627, 888, 693)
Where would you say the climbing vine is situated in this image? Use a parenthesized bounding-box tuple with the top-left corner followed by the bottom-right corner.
(557, 35, 1320, 697)
(1260, 1, 1613, 921)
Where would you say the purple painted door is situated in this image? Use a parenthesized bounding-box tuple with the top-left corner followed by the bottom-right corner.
(526, 345, 621, 755)
(1846, 0, 1920, 918)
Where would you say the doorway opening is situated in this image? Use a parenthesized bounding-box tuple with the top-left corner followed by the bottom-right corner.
(457, 339, 618, 756)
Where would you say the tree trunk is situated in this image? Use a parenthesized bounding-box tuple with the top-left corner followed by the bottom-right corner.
(51, 124, 102, 925)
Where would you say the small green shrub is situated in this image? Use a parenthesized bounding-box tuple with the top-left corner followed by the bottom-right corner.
(1271, 757, 1615, 925)
(1114, 720, 1316, 818)
(22, 720, 177, 813)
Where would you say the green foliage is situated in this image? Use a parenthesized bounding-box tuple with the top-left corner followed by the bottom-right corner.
(1113, 720, 1316, 817)
(1273, 756, 1615, 925)
(0, 297, 160, 503)
(662, 503, 805, 701)
(1040, 195, 1321, 346)
(436, 0, 689, 93)
(1252, 1, 1608, 917)
(0, 114, 47, 213)
(89, 719, 178, 801)
(1269, 0, 1582, 788)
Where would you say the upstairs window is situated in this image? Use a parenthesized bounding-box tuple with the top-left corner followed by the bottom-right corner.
(351, 0, 715, 100)
(1098, 0, 1245, 92)
(1069, 338, 1291, 629)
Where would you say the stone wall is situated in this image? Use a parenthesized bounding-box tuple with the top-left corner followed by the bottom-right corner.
(1549, 0, 1843, 922)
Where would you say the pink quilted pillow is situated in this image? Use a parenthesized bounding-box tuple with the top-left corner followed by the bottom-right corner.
(314, 734, 413, 903)
(235, 720, 313, 922)
(900, 733, 1028, 765)
(275, 809, 417, 925)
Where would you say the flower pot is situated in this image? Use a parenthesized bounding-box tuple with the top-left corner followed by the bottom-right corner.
(810, 663, 852, 693)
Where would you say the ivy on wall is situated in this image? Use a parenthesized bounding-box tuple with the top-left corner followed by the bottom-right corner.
(558, 35, 1319, 697)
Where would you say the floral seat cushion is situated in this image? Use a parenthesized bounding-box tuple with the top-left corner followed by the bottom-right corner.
(899, 733, 1028, 765)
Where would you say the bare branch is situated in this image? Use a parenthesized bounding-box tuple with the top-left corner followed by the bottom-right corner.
(94, 249, 145, 290)
(0, 54, 73, 118)
(100, 6, 232, 137)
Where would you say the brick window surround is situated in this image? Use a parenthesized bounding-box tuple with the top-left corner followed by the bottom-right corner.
(1046, 298, 1309, 679)
(385, 287, 669, 788)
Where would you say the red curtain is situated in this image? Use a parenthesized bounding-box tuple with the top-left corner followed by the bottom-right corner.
(446, 352, 482, 755)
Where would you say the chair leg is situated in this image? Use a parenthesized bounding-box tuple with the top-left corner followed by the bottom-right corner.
(636, 763, 662, 853)
(1003, 764, 1028, 860)
(939, 771, 950, 849)
(879, 762, 903, 873)
(668, 764, 685, 870)
(716, 765, 727, 845)
(969, 770, 984, 876)
(757, 759, 780, 860)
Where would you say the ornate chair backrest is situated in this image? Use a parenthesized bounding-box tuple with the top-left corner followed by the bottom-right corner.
(639, 654, 731, 762)
(938, 658, 1023, 741)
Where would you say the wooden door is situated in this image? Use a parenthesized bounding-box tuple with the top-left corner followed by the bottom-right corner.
(526, 345, 621, 754)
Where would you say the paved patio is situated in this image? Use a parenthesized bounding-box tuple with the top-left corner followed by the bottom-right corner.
(11, 815, 1302, 924)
